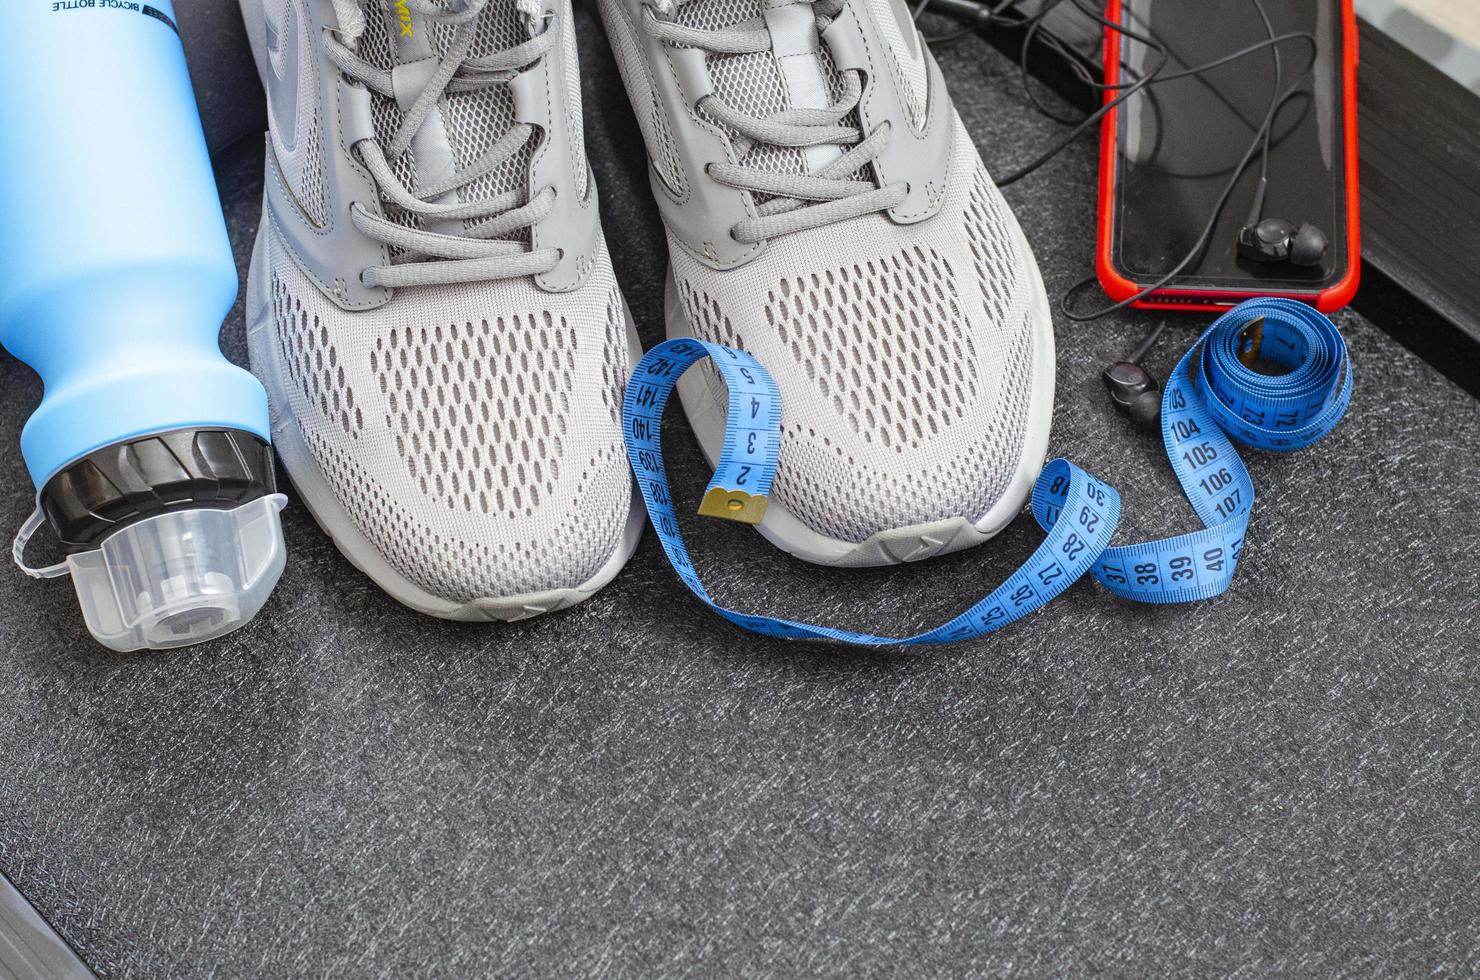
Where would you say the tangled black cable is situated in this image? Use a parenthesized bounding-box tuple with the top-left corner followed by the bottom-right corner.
(914, 0, 1317, 335)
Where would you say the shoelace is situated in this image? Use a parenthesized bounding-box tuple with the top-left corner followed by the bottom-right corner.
(324, 0, 560, 288)
(642, 0, 907, 242)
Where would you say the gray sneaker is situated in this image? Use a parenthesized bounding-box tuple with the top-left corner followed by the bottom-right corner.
(597, 0, 1055, 566)
(240, 0, 642, 619)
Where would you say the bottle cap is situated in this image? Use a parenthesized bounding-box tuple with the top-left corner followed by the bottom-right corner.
(62, 495, 288, 652)
(15, 428, 286, 651)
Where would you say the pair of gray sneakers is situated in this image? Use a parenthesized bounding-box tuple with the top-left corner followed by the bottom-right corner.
(240, 0, 1055, 620)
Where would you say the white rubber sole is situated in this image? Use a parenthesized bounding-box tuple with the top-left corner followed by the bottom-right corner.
(666, 254, 1056, 569)
(246, 215, 644, 621)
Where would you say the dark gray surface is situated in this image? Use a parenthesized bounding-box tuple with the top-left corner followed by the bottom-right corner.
(2, 8, 1478, 978)
(177, 0, 265, 157)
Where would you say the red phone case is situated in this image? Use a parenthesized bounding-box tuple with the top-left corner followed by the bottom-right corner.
(1095, 0, 1361, 313)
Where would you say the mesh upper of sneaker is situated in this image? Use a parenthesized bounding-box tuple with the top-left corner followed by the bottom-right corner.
(257, 0, 631, 603)
(266, 229, 633, 603)
(671, 123, 1044, 544)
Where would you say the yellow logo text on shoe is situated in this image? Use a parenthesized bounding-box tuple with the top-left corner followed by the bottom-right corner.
(394, 0, 413, 36)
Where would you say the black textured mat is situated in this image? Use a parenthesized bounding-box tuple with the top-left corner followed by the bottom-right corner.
(0, 8, 1477, 978)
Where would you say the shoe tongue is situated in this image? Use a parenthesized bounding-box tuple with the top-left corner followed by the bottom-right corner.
(677, 0, 843, 178)
(355, 1, 534, 242)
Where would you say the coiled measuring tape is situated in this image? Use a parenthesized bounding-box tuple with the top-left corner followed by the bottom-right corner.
(622, 297, 1352, 644)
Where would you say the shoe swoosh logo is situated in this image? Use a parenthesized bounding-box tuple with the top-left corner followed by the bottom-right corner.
(265, 0, 301, 152)
(267, 136, 327, 231)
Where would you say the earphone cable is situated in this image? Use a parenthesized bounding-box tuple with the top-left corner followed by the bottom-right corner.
(913, 0, 1316, 333)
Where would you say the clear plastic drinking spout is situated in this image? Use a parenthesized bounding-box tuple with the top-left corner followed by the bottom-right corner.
(45, 495, 288, 652)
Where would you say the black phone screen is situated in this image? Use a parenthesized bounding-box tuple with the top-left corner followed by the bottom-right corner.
(1112, 0, 1348, 292)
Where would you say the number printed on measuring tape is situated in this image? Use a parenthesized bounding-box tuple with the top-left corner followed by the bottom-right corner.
(1080, 298, 1352, 604)
(622, 299, 1352, 644)
(622, 338, 1122, 646)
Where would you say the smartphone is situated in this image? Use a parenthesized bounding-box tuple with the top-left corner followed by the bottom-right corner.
(1096, 0, 1360, 312)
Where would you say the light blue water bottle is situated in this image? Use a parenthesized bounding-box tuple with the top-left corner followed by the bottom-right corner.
(0, 0, 287, 651)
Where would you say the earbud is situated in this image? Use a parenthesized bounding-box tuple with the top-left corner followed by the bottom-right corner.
(1238, 217, 1328, 266)
(1236, 178, 1328, 267)
(1101, 361, 1162, 433)
(1287, 221, 1329, 266)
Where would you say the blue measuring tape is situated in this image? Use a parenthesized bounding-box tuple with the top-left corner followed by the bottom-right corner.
(1087, 296, 1353, 603)
(622, 297, 1352, 643)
